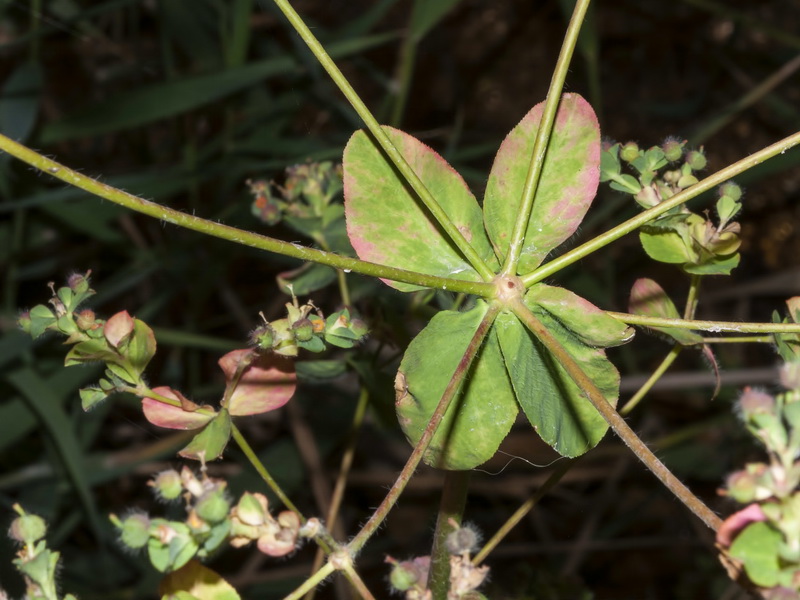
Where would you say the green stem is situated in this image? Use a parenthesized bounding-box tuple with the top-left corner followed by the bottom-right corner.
(510, 299, 722, 531)
(0, 133, 493, 297)
(230, 425, 305, 524)
(472, 457, 576, 565)
(607, 312, 800, 334)
(702, 335, 773, 344)
(283, 562, 336, 600)
(619, 345, 682, 416)
(683, 275, 702, 320)
(271, 0, 495, 282)
(502, 0, 592, 275)
(347, 304, 500, 553)
(620, 275, 701, 415)
(428, 471, 471, 600)
(522, 129, 800, 286)
(340, 562, 378, 600)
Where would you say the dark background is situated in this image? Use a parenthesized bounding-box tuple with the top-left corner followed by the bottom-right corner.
(1, 1, 799, 598)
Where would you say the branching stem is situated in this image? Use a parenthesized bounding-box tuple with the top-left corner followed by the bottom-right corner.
(271, 0, 495, 282)
(522, 130, 800, 286)
(0, 133, 494, 297)
(511, 299, 722, 531)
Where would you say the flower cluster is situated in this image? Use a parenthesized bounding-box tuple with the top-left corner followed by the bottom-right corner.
(387, 521, 489, 600)
(112, 466, 309, 573)
(250, 293, 368, 357)
(717, 298, 800, 597)
(601, 139, 743, 275)
(249, 161, 343, 229)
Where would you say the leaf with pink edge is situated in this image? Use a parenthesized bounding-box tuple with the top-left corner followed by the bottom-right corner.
(344, 125, 498, 292)
(628, 278, 703, 346)
(142, 386, 216, 430)
(483, 93, 601, 273)
(525, 284, 633, 348)
(104, 310, 135, 348)
(218, 349, 297, 416)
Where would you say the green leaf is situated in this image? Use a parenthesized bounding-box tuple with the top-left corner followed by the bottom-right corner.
(296, 360, 347, 381)
(639, 229, 693, 264)
(344, 126, 497, 292)
(147, 521, 199, 573)
(29, 304, 57, 339)
(79, 387, 109, 411)
(683, 252, 740, 275)
(126, 319, 157, 379)
(483, 93, 601, 273)
(179, 409, 232, 461)
(728, 521, 781, 588)
(495, 311, 618, 457)
(395, 302, 518, 470)
(159, 560, 241, 600)
(628, 278, 703, 345)
(525, 284, 633, 347)
(65, 338, 116, 366)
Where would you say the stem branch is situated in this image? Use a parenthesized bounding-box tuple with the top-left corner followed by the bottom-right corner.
(511, 300, 722, 531)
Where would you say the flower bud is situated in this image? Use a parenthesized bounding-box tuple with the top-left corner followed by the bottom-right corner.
(195, 489, 231, 524)
(67, 272, 91, 294)
(17, 310, 32, 334)
(388, 557, 429, 592)
(119, 512, 150, 549)
(686, 150, 707, 171)
(619, 142, 640, 163)
(719, 182, 743, 202)
(250, 324, 275, 350)
(738, 388, 776, 420)
(662, 138, 684, 162)
(292, 318, 314, 342)
(9, 512, 47, 544)
(75, 309, 98, 331)
(150, 469, 183, 501)
(780, 362, 800, 391)
(445, 524, 480, 555)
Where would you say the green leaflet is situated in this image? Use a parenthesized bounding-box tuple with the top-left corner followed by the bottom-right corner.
(395, 302, 518, 470)
(344, 126, 498, 292)
(495, 310, 619, 457)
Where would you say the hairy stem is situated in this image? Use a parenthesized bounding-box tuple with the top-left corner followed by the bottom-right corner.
(0, 133, 494, 297)
(511, 300, 722, 531)
(429, 471, 471, 600)
(271, 0, 495, 281)
(502, 0, 592, 275)
(347, 304, 500, 553)
(522, 129, 800, 286)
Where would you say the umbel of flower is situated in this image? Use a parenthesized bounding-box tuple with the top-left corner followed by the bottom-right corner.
(250, 293, 368, 357)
